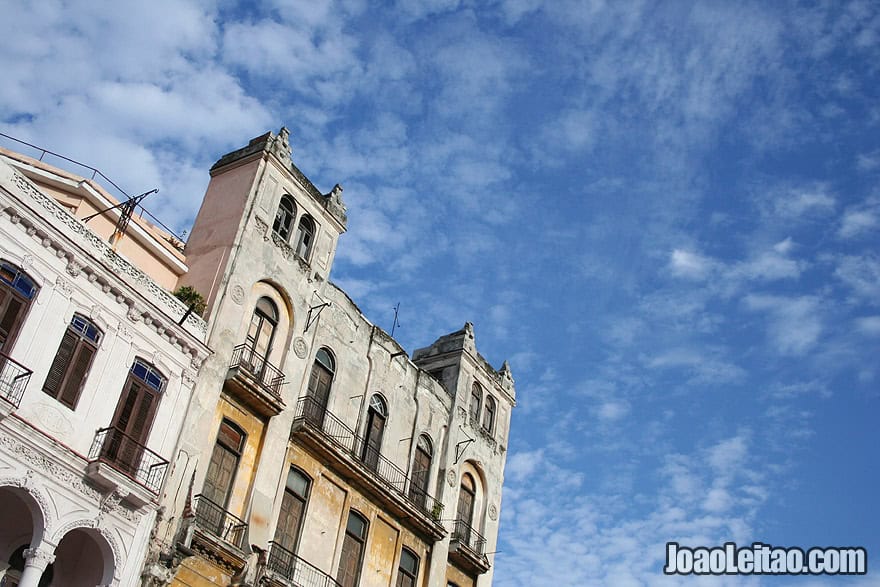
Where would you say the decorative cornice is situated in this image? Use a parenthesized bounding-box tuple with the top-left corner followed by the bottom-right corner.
(4, 170, 208, 342)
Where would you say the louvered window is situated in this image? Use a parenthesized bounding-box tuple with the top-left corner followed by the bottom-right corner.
(0, 261, 37, 354)
(43, 314, 101, 409)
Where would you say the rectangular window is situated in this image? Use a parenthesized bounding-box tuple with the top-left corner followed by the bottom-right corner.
(43, 315, 101, 409)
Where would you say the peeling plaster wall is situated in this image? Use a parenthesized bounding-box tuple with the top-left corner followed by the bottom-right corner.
(161, 130, 515, 587)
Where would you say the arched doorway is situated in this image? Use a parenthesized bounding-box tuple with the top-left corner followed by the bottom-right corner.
(51, 528, 114, 587)
(0, 486, 48, 587)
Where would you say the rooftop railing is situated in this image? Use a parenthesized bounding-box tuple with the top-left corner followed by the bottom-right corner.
(293, 396, 443, 522)
(0, 351, 32, 409)
(267, 542, 342, 587)
(87, 427, 169, 493)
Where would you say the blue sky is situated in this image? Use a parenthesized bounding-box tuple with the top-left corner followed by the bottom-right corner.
(2, 1, 878, 585)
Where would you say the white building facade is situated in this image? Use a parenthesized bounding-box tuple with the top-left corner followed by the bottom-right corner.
(0, 151, 210, 587)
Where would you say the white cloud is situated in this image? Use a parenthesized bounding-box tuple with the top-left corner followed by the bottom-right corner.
(839, 198, 880, 239)
(772, 187, 836, 218)
(855, 315, 880, 336)
(744, 294, 823, 355)
(669, 249, 712, 279)
(835, 255, 880, 300)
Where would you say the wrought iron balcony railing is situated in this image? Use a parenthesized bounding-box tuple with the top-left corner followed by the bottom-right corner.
(292, 396, 443, 522)
(229, 343, 285, 399)
(87, 427, 169, 493)
(193, 494, 248, 550)
(0, 351, 32, 409)
(267, 542, 341, 587)
(451, 519, 487, 557)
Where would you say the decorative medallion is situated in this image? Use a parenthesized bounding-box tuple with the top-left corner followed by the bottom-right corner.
(230, 284, 245, 305)
(488, 504, 498, 521)
(447, 469, 457, 487)
(293, 337, 308, 359)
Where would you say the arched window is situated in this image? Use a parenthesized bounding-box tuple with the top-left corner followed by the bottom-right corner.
(409, 434, 433, 507)
(456, 473, 477, 548)
(273, 467, 310, 555)
(273, 195, 296, 240)
(103, 358, 166, 477)
(361, 394, 387, 470)
(337, 510, 368, 587)
(469, 383, 482, 424)
(246, 297, 278, 365)
(396, 548, 419, 587)
(0, 261, 38, 354)
(294, 215, 315, 261)
(304, 347, 335, 425)
(43, 314, 101, 409)
(482, 395, 496, 434)
(203, 419, 246, 509)
(458, 473, 476, 524)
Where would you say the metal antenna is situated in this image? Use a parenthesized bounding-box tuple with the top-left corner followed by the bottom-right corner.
(391, 302, 401, 337)
(83, 188, 158, 250)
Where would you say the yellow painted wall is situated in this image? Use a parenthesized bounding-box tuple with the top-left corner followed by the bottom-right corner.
(171, 556, 233, 587)
(447, 563, 476, 587)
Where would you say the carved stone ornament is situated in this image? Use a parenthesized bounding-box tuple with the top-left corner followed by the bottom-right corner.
(230, 284, 245, 305)
(8, 170, 208, 338)
(23, 545, 56, 569)
(128, 305, 143, 323)
(488, 504, 498, 521)
(447, 469, 457, 487)
(181, 369, 197, 387)
(66, 258, 83, 277)
(54, 276, 73, 296)
(253, 216, 270, 241)
(22, 253, 34, 267)
(293, 337, 308, 359)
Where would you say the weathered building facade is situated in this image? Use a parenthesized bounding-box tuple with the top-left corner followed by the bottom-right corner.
(0, 128, 515, 587)
(0, 147, 210, 586)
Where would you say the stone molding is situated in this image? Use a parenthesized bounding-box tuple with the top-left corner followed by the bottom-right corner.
(3, 170, 209, 346)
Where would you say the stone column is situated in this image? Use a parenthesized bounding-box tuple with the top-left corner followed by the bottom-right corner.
(18, 544, 55, 587)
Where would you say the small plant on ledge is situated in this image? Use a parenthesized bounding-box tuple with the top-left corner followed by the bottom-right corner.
(173, 285, 207, 317)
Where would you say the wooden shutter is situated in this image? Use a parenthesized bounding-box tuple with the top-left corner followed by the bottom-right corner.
(362, 410, 385, 469)
(274, 489, 306, 550)
(58, 343, 96, 408)
(204, 442, 238, 507)
(0, 295, 24, 352)
(337, 533, 363, 587)
(43, 329, 78, 398)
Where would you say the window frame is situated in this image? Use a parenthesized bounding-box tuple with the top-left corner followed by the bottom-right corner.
(272, 195, 297, 241)
(0, 261, 38, 354)
(42, 313, 102, 409)
(395, 547, 419, 587)
(337, 510, 368, 587)
(294, 214, 316, 261)
(469, 382, 482, 424)
(273, 466, 311, 553)
(482, 394, 496, 434)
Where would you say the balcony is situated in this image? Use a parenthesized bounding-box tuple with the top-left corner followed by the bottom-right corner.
(449, 519, 490, 575)
(84, 427, 169, 508)
(265, 542, 341, 587)
(0, 351, 32, 419)
(291, 396, 445, 541)
(188, 494, 249, 574)
(225, 343, 286, 418)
